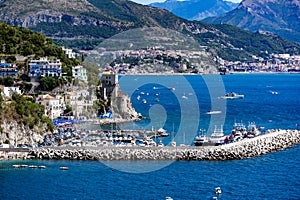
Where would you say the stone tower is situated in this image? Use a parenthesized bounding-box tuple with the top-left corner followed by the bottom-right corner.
(100, 70, 119, 100)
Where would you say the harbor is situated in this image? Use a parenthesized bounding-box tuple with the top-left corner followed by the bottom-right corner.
(27, 129, 300, 161)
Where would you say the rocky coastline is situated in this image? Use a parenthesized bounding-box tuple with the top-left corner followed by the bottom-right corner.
(26, 129, 300, 161)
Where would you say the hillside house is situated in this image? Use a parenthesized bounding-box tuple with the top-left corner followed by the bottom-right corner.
(0, 60, 18, 78)
(0, 85, 22, 98)
(36, 94, 64, 120)
(72, 65, 87, 82)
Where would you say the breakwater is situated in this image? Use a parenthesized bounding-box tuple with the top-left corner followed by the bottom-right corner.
(28, 129, 300, 161)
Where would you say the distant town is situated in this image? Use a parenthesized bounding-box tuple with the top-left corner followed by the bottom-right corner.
(86, 48, 300, 74)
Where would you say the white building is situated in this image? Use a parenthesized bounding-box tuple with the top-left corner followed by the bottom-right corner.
(0, 86, 22, 98)
(72, 65, 88, 82)
(36, 94, 63, 120)
(29, 57, 62, 77)
(65, 90, 96, 119)
(62, 47, 76, 59)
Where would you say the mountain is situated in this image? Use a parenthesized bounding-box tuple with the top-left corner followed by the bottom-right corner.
(0, 0, 299, 62)
(203, 0, 300, 44)
(149, 0, 238, 20)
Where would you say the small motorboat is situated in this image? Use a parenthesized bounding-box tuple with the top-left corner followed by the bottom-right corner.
(271, 91, 278, 95)
(38, 165, 46, 169)
(215, 187, 222, 194)
(12, 165, 20, 168)
(29, 165, 38, 168)
(206, 110, 222, 115)
(220, 92, 244, 99)
(59, 167, 69, 170)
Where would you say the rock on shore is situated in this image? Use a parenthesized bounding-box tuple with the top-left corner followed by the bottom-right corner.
(28, 129, 300, 161)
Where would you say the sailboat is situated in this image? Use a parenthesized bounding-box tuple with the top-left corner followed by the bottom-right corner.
(170, 124, 176, 147)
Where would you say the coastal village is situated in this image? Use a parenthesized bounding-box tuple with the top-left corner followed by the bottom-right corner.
(0, 45, 300, 161)
(88, 48, 300, 74)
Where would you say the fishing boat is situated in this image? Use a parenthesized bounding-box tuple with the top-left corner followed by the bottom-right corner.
(194, 129, 209, 146)
(231, 121, 247, 141)
(157, 128, 169, 137)
(247, 122, 261, 138)
(209, 125, 226, 146)
(220, 92, 244, 99)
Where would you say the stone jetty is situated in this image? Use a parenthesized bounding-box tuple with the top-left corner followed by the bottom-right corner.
(28, 129, 300, 161)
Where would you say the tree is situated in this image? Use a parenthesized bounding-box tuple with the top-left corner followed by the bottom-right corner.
(38, 77, 59, 91)
(64, 105, 73, 116)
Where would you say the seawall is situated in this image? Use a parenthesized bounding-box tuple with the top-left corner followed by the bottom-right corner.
(28, 129, 300, 161)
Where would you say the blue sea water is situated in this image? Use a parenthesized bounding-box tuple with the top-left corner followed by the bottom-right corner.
(1, 74, 300, 200)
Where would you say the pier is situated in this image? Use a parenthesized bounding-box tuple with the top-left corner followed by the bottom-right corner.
(27, 129, 300, 161)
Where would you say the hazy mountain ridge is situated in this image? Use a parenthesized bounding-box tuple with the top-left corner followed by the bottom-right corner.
(203, 0, 300, 43)
(0, 0, 299, 62)
(149, 0, 238, 20)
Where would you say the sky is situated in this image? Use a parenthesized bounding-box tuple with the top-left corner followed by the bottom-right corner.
(131, 0, 242, 5)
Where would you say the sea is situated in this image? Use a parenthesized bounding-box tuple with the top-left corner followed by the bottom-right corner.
(1, 74, 300, 200)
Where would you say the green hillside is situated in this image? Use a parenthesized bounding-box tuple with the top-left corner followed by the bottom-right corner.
(0, 0, 299, 61)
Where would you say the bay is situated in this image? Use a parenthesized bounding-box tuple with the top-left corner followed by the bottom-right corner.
(1, 74, 300, 200)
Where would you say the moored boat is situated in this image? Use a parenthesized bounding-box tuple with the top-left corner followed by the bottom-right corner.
(209, 125, 226, 146)
(247, 122, 261, 138)
(194, 129, 209, 146)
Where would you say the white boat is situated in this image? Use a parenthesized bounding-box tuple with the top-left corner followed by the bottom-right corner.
(170, 124, 176, 147)
(157, 128, 169, 137)
(29, 165, 38, 168)
(215, 187, 222, 194)
(157, 139, 164, 147)
(168, 87, 175, 91)
(231, 121, 247, 141)
(209, 125, 226, 145)
(271, 91, 278, 95)
(220, 92, 244, 99)
(247, 122, 261, 138)
(137, 95, 140, 100)
(60, 167, 69, 170)
(142, 99, 147, 104)
(194, 129, 209, 146)
(206, 110, 222, 115)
